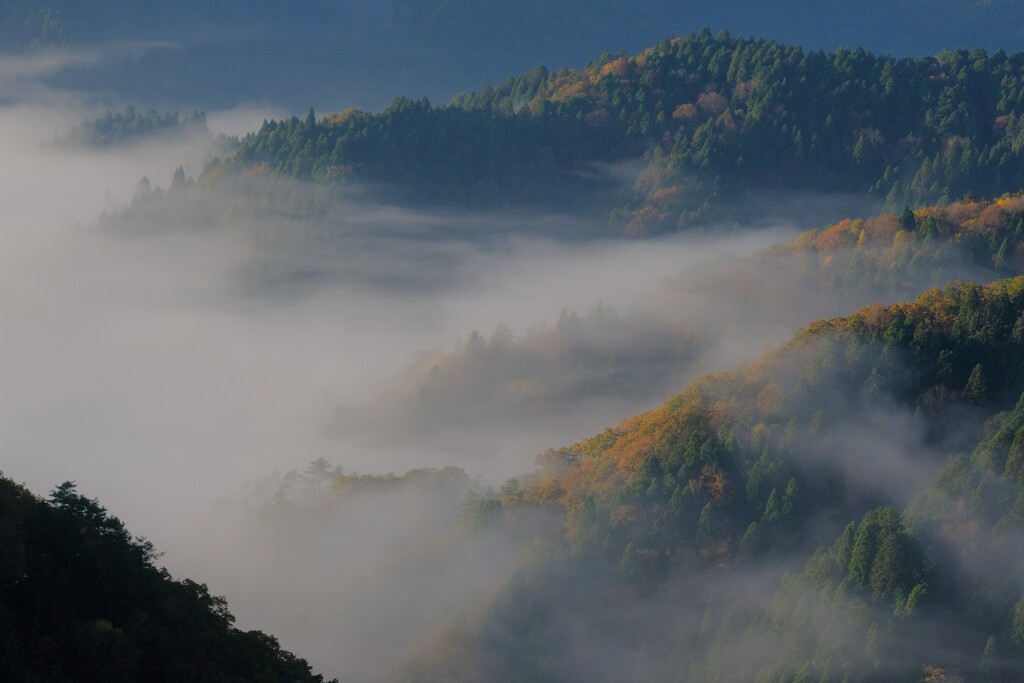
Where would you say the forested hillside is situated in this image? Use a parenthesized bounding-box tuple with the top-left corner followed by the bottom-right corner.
(403, 275, 1024, 682)
(58, 107, 215, 147)
(0, 476, 333, 682)
(216, 31, 1024, 230)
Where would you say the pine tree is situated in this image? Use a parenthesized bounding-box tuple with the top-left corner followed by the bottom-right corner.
(898, 205, 916, 231)
(963, 363, 990, 405)
(995, 237, 1009, 271)
(1011, 595, 1024, 648)
(849, 512, 880, 588)
(170, 166, 186, 193)
(619, 542, 639, 582)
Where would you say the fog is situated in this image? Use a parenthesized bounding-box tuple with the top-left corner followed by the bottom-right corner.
(4, 47, 1020, 678)
(0, 83, 805, 677)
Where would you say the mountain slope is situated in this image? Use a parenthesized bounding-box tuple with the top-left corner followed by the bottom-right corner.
(0, 477, 332, 682)
(404, 275, 1024, 682)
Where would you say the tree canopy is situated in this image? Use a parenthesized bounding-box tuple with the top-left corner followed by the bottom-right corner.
(0, 476, 333, 682)
(216, 31, 1024, 231)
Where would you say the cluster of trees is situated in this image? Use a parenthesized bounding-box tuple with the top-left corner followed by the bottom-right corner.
(407, 273, 1024, 681)
(681, 380, 1024, 682)
(60, 107, 213, 148)
(242, 459, 471, 515)
(411, 306, 693, 407)
(334, 304, 696, 436)
(215, 31, 1024, 230)
(1, 0, 110, 48)
(538, 276, 1024, 575)
(675, 195, 1024, 320)
(0, 476, 333, 681)
(222, 102, 616, 210)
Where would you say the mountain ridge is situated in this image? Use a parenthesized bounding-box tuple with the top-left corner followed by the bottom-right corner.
(209, 30, 1024, 232)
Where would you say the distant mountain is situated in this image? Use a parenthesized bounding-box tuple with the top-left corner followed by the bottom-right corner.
(213, 31, 1024, 231)
(3, 1, 1024, 110)
(0, 476, 333, 682)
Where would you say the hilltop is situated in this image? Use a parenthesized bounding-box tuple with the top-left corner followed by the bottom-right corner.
(213, 31, 1024, 232)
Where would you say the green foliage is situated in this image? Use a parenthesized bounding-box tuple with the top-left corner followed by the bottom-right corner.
(408, 273, 1024, 682)
(963, 363, 991, 405)
(377, 304, 696, 424)
(1012, 595, 1024, 648)
(0, 477, 332, 681)
(217, 32, 1024, 229)
(61, 107, 211, 147)
(245, 461, 470, 514)
(460, 490, 504, 532)
(534, 275, 1024, 576)
(848, 510, 882, 589)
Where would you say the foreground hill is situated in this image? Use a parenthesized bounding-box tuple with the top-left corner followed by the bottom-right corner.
(215, 31, 1024, 231)
(0, 476, 332, 682)
(403, 275, 1024, 682)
